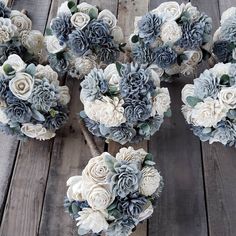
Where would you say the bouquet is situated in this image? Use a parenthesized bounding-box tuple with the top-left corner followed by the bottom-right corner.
(65, 147, 163, 236)
(181, 63, 236, 147)
(213, 7, 236, 63)
(129, 1, 212, 81)
(0, 0, 45, 65)
(80, 63, 171, 145)
(0, 54, 70, 140)
(46, 1, 125, 78)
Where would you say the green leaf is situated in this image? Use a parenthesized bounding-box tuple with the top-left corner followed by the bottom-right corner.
(45, 28, 53, 36)
(186, 96, 202, 107)
(31, 109, 45, 122)
(68, 1, 78, 13)
(145, 153, 153, 162)
(25, 63, 36, 77)
(115, 62, 123, 76)
(220, 74, 230, 85)
(49, 109, 58, 118)
(138, 123, 151, 136)
(131, 34, 139, 43)
(88, 8, 98, 19)
(71, 202, 79, 214)
(144, 160, 156, 166)
(177, 54, 187, 66)
(164, 108, 172, 117)
(202, 127, 212, 134)
(104, 154, 116, 172)
(3, 64, 15, 76)
(228, 42, 236, 51)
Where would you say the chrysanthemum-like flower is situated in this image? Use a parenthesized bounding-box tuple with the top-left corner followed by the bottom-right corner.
(220, 15, 236, 43)
(155, 46, 177, 69)
(98, 42, 119, 64)
(213, 40, 233, 63)
(48, 54, 69, 74)
(83, 116, 102, 137)
(0, 1, 11, 18)
(0, 17, 16, 44)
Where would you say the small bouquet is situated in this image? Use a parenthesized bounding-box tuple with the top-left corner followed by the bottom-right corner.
(0, 0, 45, 65)
(130, 1, 212, 81)
(213, 7, 236, 63)
(181, 63, 236, 147)
(80, 63, 171, 144)
(46, 1, 125, 78)
(0, 54, 70, 140)
(65, 147, 163, 236)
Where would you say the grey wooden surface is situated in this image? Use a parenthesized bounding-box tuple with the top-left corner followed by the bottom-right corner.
(0, 0, 236, 236)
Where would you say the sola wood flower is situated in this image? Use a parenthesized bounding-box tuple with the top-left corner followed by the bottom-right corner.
(181, 62, 236, 147)
(0, 54, 70, 140)
(46, 1, 125, 79)
(65, 147, 163, 236)
(129, 1, 213, 82)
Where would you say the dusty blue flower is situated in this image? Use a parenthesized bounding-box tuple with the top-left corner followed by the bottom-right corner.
(228, 64, 236, 86)
(0, 1, 11, 18)
(98, 42, 119, 64)
(68, 29, 89, 56)
(51, 14, 73, 42)
(108, 160, 142, 198)
(220, 15, 236, 44)
(83, 115, 102, 137)
(213, 41, 232, 63)
(138, 13, 162, 44)
(191, 126, 211, 142)
(155, 46, 177, 68)
(48, 54, 69, 74)
(0, 75, 9, 98)
(0, 123, 26, 140)
(199, 13, 212, 43)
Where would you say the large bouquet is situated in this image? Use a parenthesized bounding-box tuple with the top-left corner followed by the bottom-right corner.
(213, 7, 236, 63)
(65, 147, 163, 236)
(0, 0, 45, 65)
(0, 54, 70, 140)
(181, 63, 236, 147)
(80, 63, 171, 144)
(46, 1, 125, 78)
(130, 1, 212, 81)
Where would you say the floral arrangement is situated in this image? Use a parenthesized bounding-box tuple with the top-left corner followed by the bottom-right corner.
(129, 1, 212, 81)
(0, 54, 70, 140)
(213, 7, 236, 63)
(46, 1, 125, 78)
(181, 63, 236, 147)
(65, 147, 163, 236)
(0, 0, 45, 65)
(80, 63, 171, 144)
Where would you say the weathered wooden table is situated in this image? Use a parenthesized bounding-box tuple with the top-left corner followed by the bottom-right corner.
(0, 0, 235, 235)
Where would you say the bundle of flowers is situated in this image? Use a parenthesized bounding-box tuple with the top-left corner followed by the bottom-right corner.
(0, 54, 70, 140)
(46, 1, 125, 78)
(80, 62, 171, 144)
(65, 147, 163, 236)
(181, 63, 236, 147)
(129, 1, 212, 81)
(213, 7, 236, 63)
(0, 0, 45, 65)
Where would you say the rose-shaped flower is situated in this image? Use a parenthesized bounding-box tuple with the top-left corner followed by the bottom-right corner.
(191, 98, 228, 127)
(151, 88, 171, 117)
(10, 10, 32, 32)
(82, 153, 110, 184)
(181, 105, 194, 124)
(98, 9, 117, 29)
(139, 166, 162, 196)
(58, 86, 70, 105)
(160, 21, 182, 44)
(181, 84, 195, 105)
(35, 64, 59, 85)
(138, 204, 154, 222)
(44, 109, 68, 130)
(9, 72, 34, 100)
(70, 12, 90, 29)
(213, 40, 232, 63)
(77, 2, 98, 16)
(0, 18, 16, 44)
(3, 54, 26, 72)
(0, 108, 9, 124)
(183, 50, 203, 66)
(76, 208, 109, 234)
(66, 175, 83, 201)
(86, 184, 114, 210)
(182, 2, 201, 21)
(155, 46, 177, 69)
(57, 1, 71, 15)
(218, 16, 236, 44)
(218, 86, 236, 109)
(104, 63, 121, 89)
(45, 35, 66, 54)
(111, 26, 124, 44)
(74, 55, 97, 76)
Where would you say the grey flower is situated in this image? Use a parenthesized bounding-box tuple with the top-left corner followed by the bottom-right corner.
(138, 13, 162, 44)
(51, 14, 73, 42)
(194, 70, 220, 99)
(98, 42, 119, 64)
(48, 54, 69, 74)
(108, 160, 142, 198)
(155, 46, 177, 68)
(199, 13, 212, 43)
(213, 40, 232, 63)
(0, 74, 9, 98)
(191, 126, 211, 142)
(83, 115, 102, 137)
(228, 64, 236, 85)
(0, 1, 11, 18)
(68, 29, 89, 56)
(86, 19, 111, 45)
(0, 123, 26, 140)
(220, 15, 236, 44)
(29, 79, 58, 112)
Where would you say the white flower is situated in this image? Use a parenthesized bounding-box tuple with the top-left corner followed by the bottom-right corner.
(98, 9, 117, 29)
(160, 21, 182, 44)
(213, 28, 221, 42)
(139, 166, 161, 196)
(70, 12, 90, 29)
(181, 2, 200, 21)
(35, 65, 59, 85)
(66, 176, 83, 201)
(74, 55, 97, 76)
(84, 96, 126, 127)
(191, 98, 228, 127)
(10, 10, 32, 32)
(153, 1, 182, 21)
(76, 208, 109, 234)
(151, 88, 171, 116)
(181, 105, 194, 124)
(165, 63, 182, 76)
(104, 63, 121, 89)
(57, 1, 71, 15)
(183, 50, 203, 66)
(221, 7, 236, 24)
(86, 184, 114, 210)
(211, 63, 231, 78)
(45, 35, 66, 54)
(0, 99, 6, 108)
(21, 123, 56, 140)
(181, 84, 195, 105)
(58, 86, 70, 105)
(138, 204, 154, 222)
(233, 48, 236, 60)
(0, 17, 16, 43)
(134, 16, 142, 34)
(82, 153, 110, 184)
(3, 54, 26, 72)
(9, 72, 34, 100)
(111, 26, 124, 44)
(0, 108, 9, 124)
(218, 86, 236, 109)
(77, 2, 98, 16)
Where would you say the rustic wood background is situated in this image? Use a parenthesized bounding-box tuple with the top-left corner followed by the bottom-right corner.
(0, 0, 235, 235)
